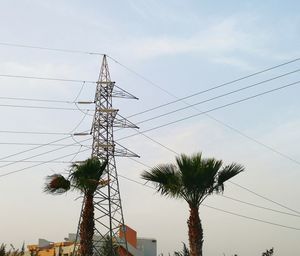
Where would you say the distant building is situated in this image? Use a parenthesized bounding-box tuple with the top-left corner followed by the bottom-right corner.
(25, 225, 156, 256)
(118, 225, 157, 256)
(137, 238, 157, 256)
(25, 239, 75, 256)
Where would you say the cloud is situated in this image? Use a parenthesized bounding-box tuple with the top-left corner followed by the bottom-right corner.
(111, 12, 300, 70)
(129, 18, 246, 59)
(211, 56, 255, 70)
(109, 15, 269, 71)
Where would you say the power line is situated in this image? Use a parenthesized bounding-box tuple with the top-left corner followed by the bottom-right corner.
(118, 174, 154, 189)
(1, 43, 299, 226)
(221, 195, 300, 218)
(229, 181, 300, 215)
(0, 85, 90, 173)
(118, 80, 300, 141)
(73, 81, 86, 102)
(0, 160, 72, 163)
(69, 111, 91, 134)
(0, 130, 71, 135)
(0, 135, 73, 161)
(0, 74, 96, 84)
(204, 115, 300, 168)
(118, 174, 300, 231)
(5, 133, 296, 224)
(109, 56, 300, 216)
(0, 86, 92, 165)
(111, 55, 300, 174)
(0, 103, 94, 111)
(118, 79, 300, 214)
(0, 96, 74, 104)
(1, 42, 298, 99)
(0, 42, 104, 55)
(0, 137, 91, 170)
(127, 155, 300, 217)
(0, 147, 90, 178)
(0, 142, 89, 146)
(0, 146, 298, 231)
(99, 56, 300, 217)
(0, 126, 298, 225)
(135, 131, 179, 155)
(202, 204, 300, 231)
(135, 69, 300, 125)
(0, 74, 134, 98)
(109, 55, 300, 119)
(0, 130, 89, 162)
(128, 157, 152, 169)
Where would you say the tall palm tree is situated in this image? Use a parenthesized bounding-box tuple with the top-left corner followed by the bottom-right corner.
(141, 152, 244, 256)
(44, 157, 107, 256)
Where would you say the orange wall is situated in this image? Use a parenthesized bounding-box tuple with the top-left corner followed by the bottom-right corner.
(28, 248, 55, 256)
(119, 225, 137, 248)
(118, 246, 133, 256)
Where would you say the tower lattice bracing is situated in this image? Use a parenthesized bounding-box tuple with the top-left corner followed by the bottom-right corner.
(76, 55, 139, 256)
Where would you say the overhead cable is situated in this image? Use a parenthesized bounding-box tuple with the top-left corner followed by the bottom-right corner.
(202, 204, 300, 231)
(0, 129, 90, 161)
(111, 55, 300, 174)
(0, 138, 91, 170)
(118, 80, 300, 141)
(0, 74, 96, 84)
(118, 174, 300, 231)
(0, 147, 90, 178)
(0, 103, 93, 111)
(0, 130, 71, 136)
(108, 55, 300, 116)
(0, 96, 74, 104)
(135, 69, 300, 124)
(221, 195, 300, 218)
(127, 151, 300, 216)
(0, 42, 104, 55)
(229, 181, 300, 215)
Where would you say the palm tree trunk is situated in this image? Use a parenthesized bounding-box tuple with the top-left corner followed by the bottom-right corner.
(187, 206, 203, 256)
(80, 192, 95, 256)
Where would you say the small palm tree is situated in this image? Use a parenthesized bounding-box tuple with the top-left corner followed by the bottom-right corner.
(0, 244, 6, 256)
(0, 243, 25, 256)
(44, 157, 107, 256)
(262, 248, 274, 256)
(174, 243, 190, 256)
(141, 152, 244, 256)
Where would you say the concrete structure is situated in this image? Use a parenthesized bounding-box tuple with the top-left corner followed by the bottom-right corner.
(25, 225, 156, 256)
(26, 240, 76, 256)
(137, 238, 157, 256)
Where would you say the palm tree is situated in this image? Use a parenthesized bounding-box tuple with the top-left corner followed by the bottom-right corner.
(262, 248, 274, 256)
(44, 157, 107, 256)
(141, 152, 244, 256)
(174, 243, 190, 256)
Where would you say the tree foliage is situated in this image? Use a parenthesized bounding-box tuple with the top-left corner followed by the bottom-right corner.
(0, 243, 25, 256)
(44, 157, 108, 256)
(142, 152, 244, 256)
(262, 248, 274, 256)
(174, 243, 190, 256)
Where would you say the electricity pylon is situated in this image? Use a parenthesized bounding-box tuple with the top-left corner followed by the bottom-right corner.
(75, 55, 139, 256)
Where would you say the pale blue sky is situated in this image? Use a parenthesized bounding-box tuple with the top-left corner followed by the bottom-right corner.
(0, 1, 300, 255)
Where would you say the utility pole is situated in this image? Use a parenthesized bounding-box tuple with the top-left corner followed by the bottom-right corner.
(75, 55, 139, 255)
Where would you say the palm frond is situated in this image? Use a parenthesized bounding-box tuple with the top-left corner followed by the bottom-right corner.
(142, 153, 244, 207)
(44, 174, 70, 194)
(177, 155, 223, 205)
(70, 157, 107, 192)
(141, 164, 181, 197)
(217, 163, 244, 192)
(174, 243, 190, 256)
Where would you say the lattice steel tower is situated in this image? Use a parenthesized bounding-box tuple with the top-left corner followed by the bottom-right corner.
(77, 55, 139, 256)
